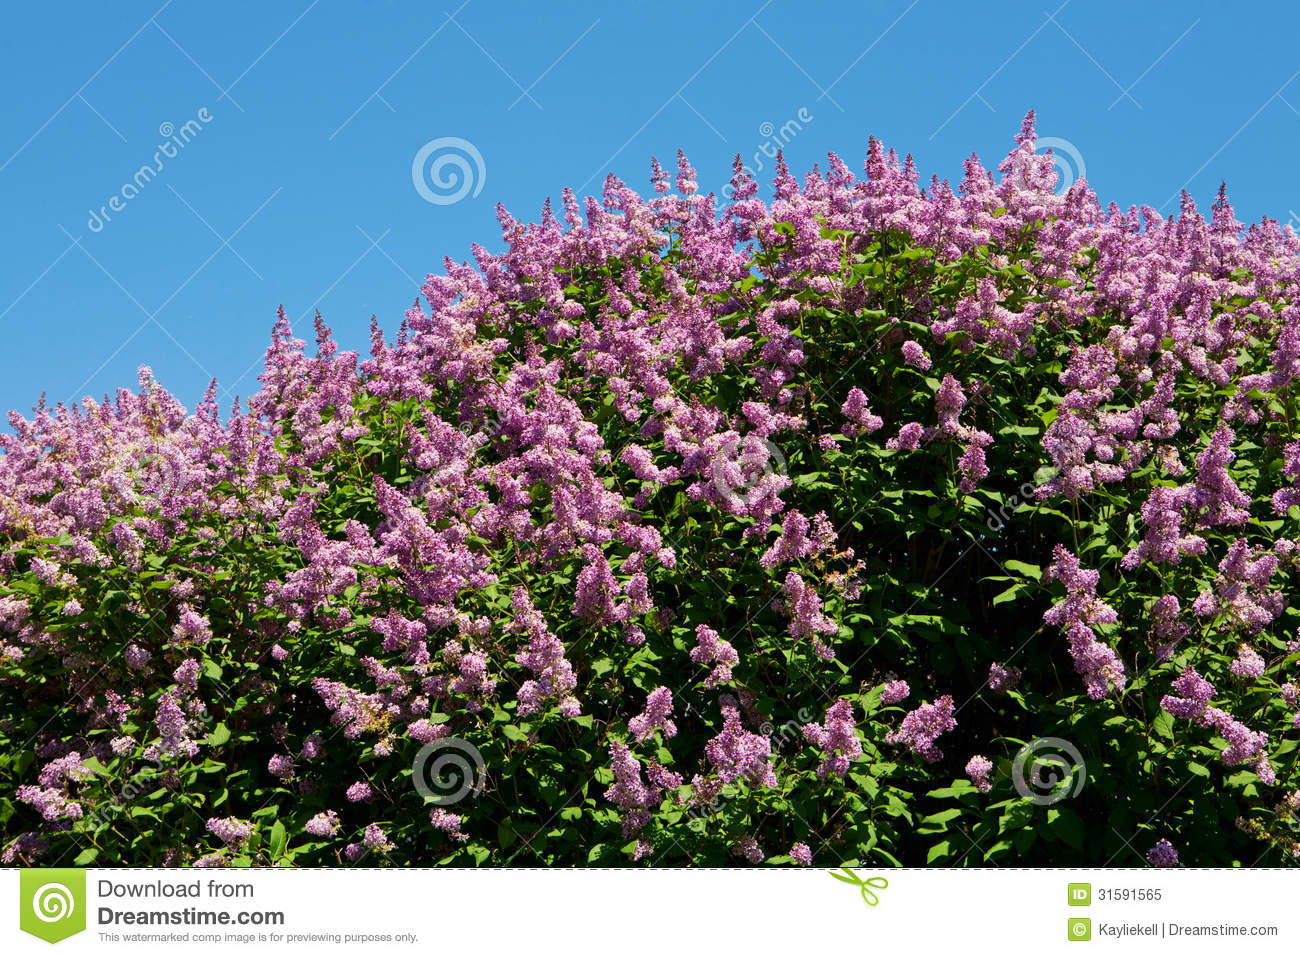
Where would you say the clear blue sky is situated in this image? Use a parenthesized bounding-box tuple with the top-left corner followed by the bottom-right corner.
(3, 0, 1298, 419)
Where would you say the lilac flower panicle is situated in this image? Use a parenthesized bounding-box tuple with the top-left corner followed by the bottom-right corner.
(886, 695, 956, 763)
(305, 810, 340, 837)
(206, 816, 253, 848)
(267, 754, 295, 780)
(628, 686, 677, 742)
(1043, 547, 1127, 698)
(345, 781, 373, 803)
(704, 702, 778, 788)
(880, 679, 910, 705)
(301, 734, 325, 760)
(363, 824, 394, 852)
(986, 662, 1021, 693)
(689, 624, 739, 687)
(965, 754, 993, 793)
(802, 699, 863, 779)
(732, 834, 764, 864)
(1229, 645, 1266, 680)
(1147, 839, 1178, 868)
(429, 808, 468, 842)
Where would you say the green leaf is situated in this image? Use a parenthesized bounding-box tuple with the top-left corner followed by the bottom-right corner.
(497, 820, 518, 851)
(1002, 560, 1041, 580)
(927, 784, 977, 799)
(268, 820, 288, 860)
(207, 723, 232, 747)
(920, 808, 962, 826)
(926, 841, 953, 864)
(998, 802, 1036, 832)
(991, 582, 1033, 606)
(1046, 807, 1085, 850)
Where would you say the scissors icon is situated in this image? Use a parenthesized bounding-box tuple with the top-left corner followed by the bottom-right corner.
(829, 868, 889, 906)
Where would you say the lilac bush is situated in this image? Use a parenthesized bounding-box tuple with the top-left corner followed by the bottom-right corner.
(3, 112, 1300, 866)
